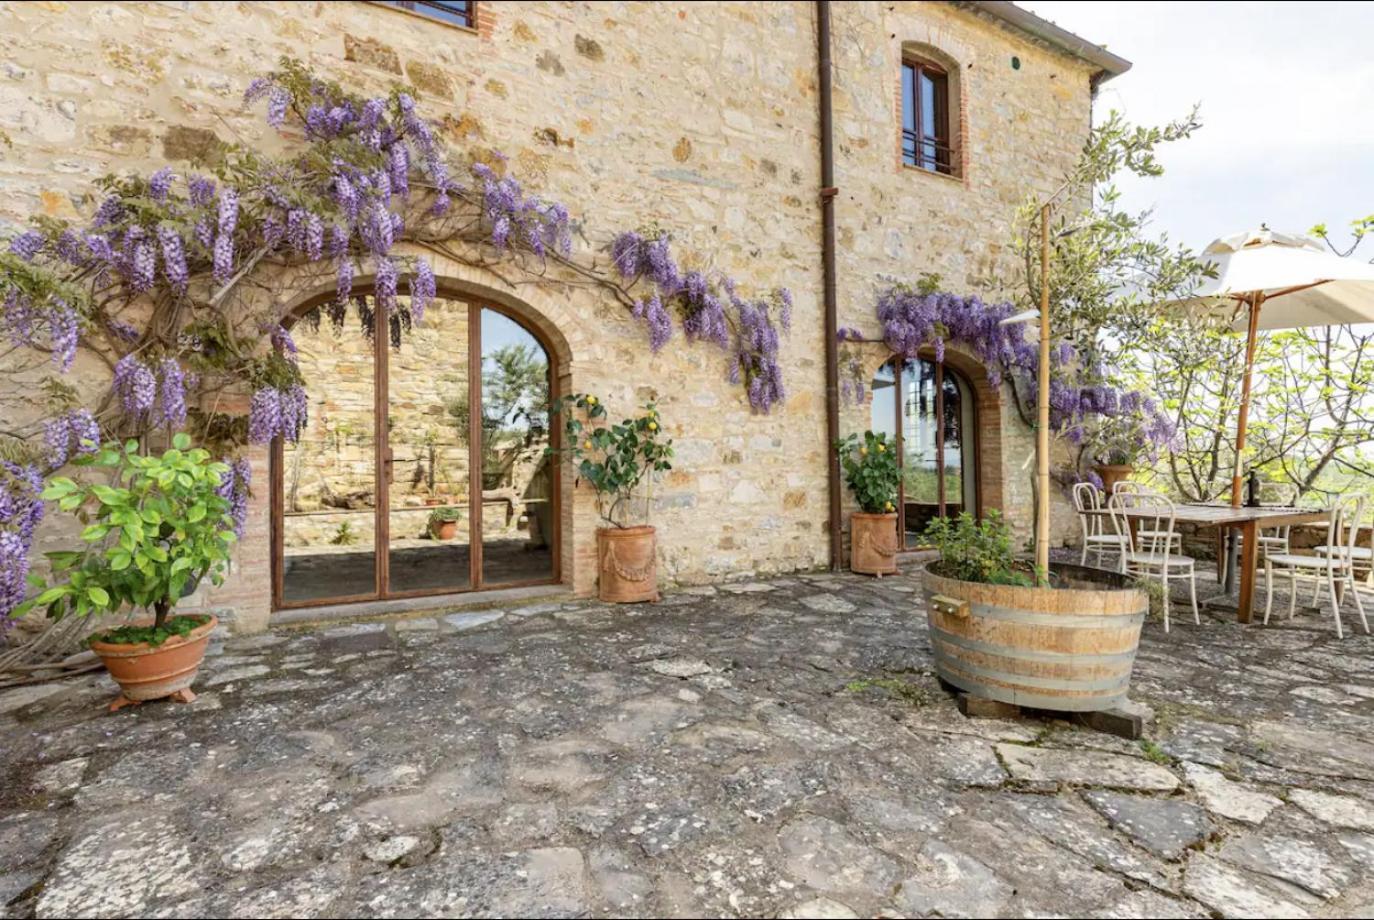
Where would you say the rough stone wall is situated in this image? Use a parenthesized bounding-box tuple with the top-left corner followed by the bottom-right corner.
(0, 1, 1097, 631)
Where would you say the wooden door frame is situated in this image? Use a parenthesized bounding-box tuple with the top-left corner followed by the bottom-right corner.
(886, 355, 982, 546)
(270, 290, 563, 611)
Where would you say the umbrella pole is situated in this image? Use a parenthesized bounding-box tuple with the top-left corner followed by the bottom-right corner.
(1231, 292, 1264, 508)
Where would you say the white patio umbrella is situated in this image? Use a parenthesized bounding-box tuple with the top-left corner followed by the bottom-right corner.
(1173, 228, 1374, 507)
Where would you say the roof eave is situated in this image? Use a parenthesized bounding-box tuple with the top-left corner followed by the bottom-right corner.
(953, 1, 1132, 85)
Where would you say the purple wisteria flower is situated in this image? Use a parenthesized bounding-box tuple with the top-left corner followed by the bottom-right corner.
(0, 461, 43, 624)
(42, 408, 99, 469)
(148, 167, 174, 202)
(113, 353, 157, 419)
(156, 358, 187, 430)
(8, 230, 44, 261)
(214, 188, 239, 285)
(158, 224, 188, 293)
(410, 258, 435, 324)
(216, 456, 252, 538)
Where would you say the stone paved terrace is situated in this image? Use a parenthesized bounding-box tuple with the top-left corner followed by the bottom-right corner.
(3, 565, 1374, 918)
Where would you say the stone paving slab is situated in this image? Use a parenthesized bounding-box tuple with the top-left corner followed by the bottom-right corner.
(3, 563, 1374, 917)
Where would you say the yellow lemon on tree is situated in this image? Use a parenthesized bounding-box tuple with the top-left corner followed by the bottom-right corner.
(586, 396, 597, 406)
(583, 440, 592, 450)
(877, 443, 886, 452)
(859, 447, 868, 457)
(885, 501, 894, 512)
(648, 421, 658, 431)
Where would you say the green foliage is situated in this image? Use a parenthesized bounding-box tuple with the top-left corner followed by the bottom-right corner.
(330, 520, 358, 546)
(1138, 738, 1173, 765)
(19, 433, 236, 629)
(427, 506, 461, 525)
(95, 613, 209, 648)
(547, 394, 674, 528)
(844, 676, 932, 706)
(835, 431, 900, 514)
(923, 511, 1034, 586)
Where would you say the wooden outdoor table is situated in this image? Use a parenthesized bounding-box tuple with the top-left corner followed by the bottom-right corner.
(1084, 504, 1330, 623)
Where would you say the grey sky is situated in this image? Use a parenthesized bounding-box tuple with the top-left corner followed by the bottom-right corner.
(1021, 1, 1374, 255)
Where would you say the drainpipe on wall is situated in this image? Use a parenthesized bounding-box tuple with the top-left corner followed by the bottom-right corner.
(816, 0, 842, 571)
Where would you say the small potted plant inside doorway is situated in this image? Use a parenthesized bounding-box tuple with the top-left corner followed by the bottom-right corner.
(836, 430, 901, 576)
(548, 393, 674, 603)
(19, 434, 237, 711)
(428, 506, 460, 540)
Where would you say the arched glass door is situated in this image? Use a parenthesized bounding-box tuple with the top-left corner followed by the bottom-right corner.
(870, 357, 978, 548)
(273, 294, 559, 608)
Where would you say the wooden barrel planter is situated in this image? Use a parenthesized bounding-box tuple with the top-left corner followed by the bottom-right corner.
(923, 562, 1147, 712)
(597, 525, 659, 603)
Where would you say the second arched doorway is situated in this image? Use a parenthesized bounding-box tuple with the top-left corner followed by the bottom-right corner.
(871, 356, 981, 548)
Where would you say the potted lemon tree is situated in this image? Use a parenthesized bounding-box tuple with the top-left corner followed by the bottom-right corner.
(837, 431, 901, 576)
(20, 434, 237, 711)
(548, 393, 673, 603)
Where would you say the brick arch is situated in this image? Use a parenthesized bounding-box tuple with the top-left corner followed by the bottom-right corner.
(258, 243, 604, 610)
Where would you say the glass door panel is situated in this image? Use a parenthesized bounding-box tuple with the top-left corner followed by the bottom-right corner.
(901, 358, 941, 543)
(281, 310, 378, 603)
(386, 297, 473, 594)
(480, 309, 555, 585)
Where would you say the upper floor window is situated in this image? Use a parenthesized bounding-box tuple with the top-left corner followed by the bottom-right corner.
(380, 1, 474, 28)
(901, 58, 953, 176)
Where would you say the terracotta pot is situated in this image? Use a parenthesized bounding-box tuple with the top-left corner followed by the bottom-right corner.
(851, 512, 899, 576)
(597, 525, 658, 603)
(431, 520, 458, 540)
(89, 614, 217, 710)
(1095, 464, 1135, 494)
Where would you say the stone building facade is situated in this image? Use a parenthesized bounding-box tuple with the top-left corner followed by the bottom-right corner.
(0, 1, 1125, 633)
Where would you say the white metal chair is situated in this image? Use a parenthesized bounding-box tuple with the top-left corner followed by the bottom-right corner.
(1313, 495, 1372, 585)
(1219, 481, 1300, 584)
(1108, 490, 1200, 633)
(1073, 482, 1125, 568)
(1111, 481, 1182, 554)
(1265, 495, 1370, 638)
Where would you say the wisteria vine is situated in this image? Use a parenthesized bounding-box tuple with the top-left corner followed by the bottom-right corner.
(0, 56, 797, 624)
(841, 280, 1176, 479)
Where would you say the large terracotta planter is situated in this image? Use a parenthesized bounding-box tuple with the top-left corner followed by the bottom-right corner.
(89, 614, 217, 711)
(1095, 463, 1135, 494)
(597, 525, 658, 603)
(923, 562, 1146, 712)
(850, 512, 899, 576)
(431, 520, 458, 540)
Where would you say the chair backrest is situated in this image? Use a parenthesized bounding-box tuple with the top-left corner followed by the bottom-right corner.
(1339, 494, 1368, 559)
(1073, 482, 1104, 538)
(1072, 482, 1101, 513)
(1112, 481, 1144, 495)
(1109, 490, 1177, 561)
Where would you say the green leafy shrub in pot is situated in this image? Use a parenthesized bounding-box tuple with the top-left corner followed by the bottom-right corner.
(21, 433, 237, 643)
(547, 393, 673, 603)
(835, 431, 900, 514)
(922, 510, 1037, 587)
(547, 393, 674, 528)
(427, 506, 461, 526)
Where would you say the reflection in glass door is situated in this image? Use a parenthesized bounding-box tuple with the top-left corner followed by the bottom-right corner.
(480, 309, 555, 585)
(275, 294, 559, 608)
(279, 303, 379, 605)
(385, 298, 472, 594)
(870, 357, 978, 548)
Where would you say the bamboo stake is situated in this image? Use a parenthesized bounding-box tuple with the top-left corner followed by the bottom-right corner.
(1036, 204, 1052, 583)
